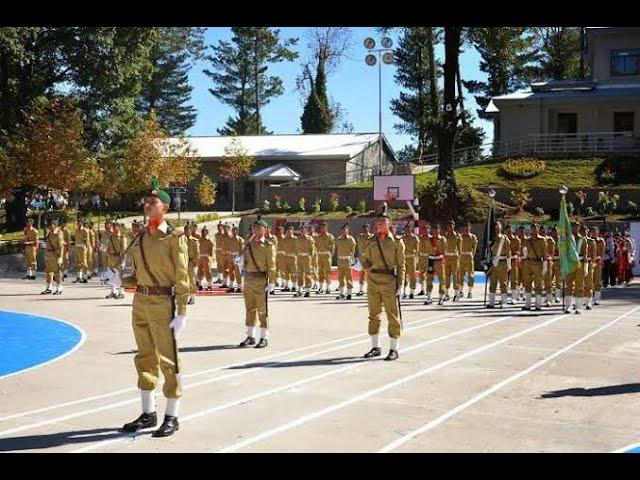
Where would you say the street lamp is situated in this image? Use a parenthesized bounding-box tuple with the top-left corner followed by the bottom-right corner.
(364, 36, 394, 176)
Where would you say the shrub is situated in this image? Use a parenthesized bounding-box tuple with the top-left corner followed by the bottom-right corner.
(329, 192, 340, 212)
(585, 206, 596, 217)
(509, 186, 532, 212)
(297, 196, 306, 213)
(345, 206, 353, 215)
(282, 201, 291, 213)
(261, 199, 270, 213)
(499, 157, 546, 179)
(273, 195, 282, 212)
(534, 207, 545, 216)
(567, 201, 575, 216)
(596, 191, 618, 215)
(357, 198, 367, 214)
(627, 201, 640, 217)
(595, 156, 640, 186)
(311, 198, 321, 214)
(574, 190, 587, 215)
(195, 212, 220, 223)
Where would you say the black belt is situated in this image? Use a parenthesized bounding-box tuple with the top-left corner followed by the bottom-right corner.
(136, 286, 173, 295)
(370, 268, 395, 275)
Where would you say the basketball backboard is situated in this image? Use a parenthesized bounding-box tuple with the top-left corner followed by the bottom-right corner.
(373, 175, 415, 202)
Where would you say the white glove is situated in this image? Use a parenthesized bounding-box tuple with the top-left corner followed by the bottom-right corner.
(396, 287, 403, 297)
(265, 283, 275, 292)
(39, 241, 47, 249)
(170, 315, 187, 334)
(57, 258, 63, 267)
(234, 254, 244, 267)
(350, 258, 363, 272)
(492, 256, 499, 267)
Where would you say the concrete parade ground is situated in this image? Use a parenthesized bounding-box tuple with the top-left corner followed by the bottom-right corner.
(1, 272, 640, 453)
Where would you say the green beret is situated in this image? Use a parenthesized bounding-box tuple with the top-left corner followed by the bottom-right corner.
(363, 223, 370, 228)
(254, 219, 269, 228)
(150, 179, 171, 205)
(285, 224, 293, 231)
(49, 218, 59, 226)
(447, 220, 455, 226)
(341, 222, 349, 229)
(26, 218, 34, 224)
(318, 221, 327, 227)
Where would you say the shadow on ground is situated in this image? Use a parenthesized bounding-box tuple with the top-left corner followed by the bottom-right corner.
(540, 383, 640, 399)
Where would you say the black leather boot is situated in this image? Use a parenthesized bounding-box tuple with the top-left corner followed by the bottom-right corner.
(152, 415, 179, 437)
(363, 347, 381, 358)
(238, 337, 256, 348)
(385, 350, 399, 361)
(121, 412, 157, 433)
(255, 338, 268, 349)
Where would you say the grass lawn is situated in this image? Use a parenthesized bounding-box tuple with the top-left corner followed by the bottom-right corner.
(349, 158, 640, 190)
(259, 209, 411, 220)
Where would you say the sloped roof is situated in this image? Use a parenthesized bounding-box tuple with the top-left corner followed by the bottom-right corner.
(160, 133, 397, 161)
(249, 163, 302, 181)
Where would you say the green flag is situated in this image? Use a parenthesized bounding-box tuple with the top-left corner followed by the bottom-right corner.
(558, 195, 580, 279)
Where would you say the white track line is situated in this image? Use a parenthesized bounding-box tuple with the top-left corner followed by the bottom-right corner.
(380, 304, 640, 453)
(216, 311, 571, 453)
(613, 442, 640, 453)
(0, 310, 466, 438)
(0, 309, 87, 381)
(73, 314, 513, 453)
(0, 307, 460, 423)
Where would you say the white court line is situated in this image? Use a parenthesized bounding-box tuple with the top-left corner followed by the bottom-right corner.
(71, 315, 514, 452)
(0, 309, 87, 381)
(380, 304, 640, 453)
(0, 307, 460, 423)
(613, 442, 640, 453)
(216, 311, 572, 453)
(0, 309, 467, 438)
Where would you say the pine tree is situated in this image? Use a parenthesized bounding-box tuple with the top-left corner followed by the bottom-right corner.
(137, 28, 205, 135)
(463, 28, 538, 121)
(301, 60, 332, 133)
(533, 27, 583, 80)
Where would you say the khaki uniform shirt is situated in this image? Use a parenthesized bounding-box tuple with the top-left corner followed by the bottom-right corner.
(360, 234, 406, 283)
(199, 237, 214, 257)
(244, 237, 276, 283)
(336, 235, 357, 260)
(315, 233, 336, 260)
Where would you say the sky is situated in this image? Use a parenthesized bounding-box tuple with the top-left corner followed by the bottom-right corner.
(187, 27, 494, 154)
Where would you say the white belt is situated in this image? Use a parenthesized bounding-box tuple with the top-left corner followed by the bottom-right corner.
(338, 255, 352, 260)
(298, 253, 310, 256)
(495, 256, 507, 260)
(552, 256, 559, 260)
(199, 254, 212, 257)
(285, 254, 297, 258)
(418, 253, 429, 257)
(461, 251, 474, 256)
(405, 254, 417, 259)
(277, 250, 285, 254)
(215, 248, 222, 251)
(318, 251, 332, 256)
(229, 251, 239, 256)
(428, 255, 443, 260)
(445, 253, 459, 257)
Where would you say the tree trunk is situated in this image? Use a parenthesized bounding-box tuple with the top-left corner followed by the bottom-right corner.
(253, 37, 261, 135)
(426, 27, 439, 153)
(5, 186, 28, 231)
(437, 27, 461, 198)
(456, 60, 467, 127)
(232, 179, 236, 215)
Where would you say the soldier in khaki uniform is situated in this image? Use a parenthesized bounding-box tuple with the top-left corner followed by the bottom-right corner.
(516, 226, 528, 299)
(294, 227, 316, 297)
(22, 218, 39, 280)
(237, 218, 276, 348)
(197, 227, 215, 290)
(591, 227, 605, 306)
(98, 220, 111, 278)
(565, 222, 588, 314)
(457, 222, 478, 299)
(356, 223, 374, 296)
(60, 219, 71, 279)
(315, 221, 335, 295)
(265, 227, 279, 295)
(40, 219, 64, 295)
(106, 222, 126, 299)
(219, 224, 234, 288)
(521, 223, 547, 311)
(73, 219, 91, 283)
(307, 225, 320, 291)
(227, 226, 245, 293)
(87, 221, 97, 279)
(422, 224, 447, 305)
(274, 225, 285, 287)
(183, 222, 200, 304)
(335, 222, 357, 300)
(583, 225, 597, 310)
(416, 226, 430, 296)
(213, 223, 225, 284)
(280, 225, 297, 292)
(549, 226, 563, 303)
(359, 209, 405, 361)
(444, 221, 462, 302)
(504, 225, 521, 304)
(486, 222, 512, 309)
(539, 225, 556, 307)
(115, 181, 189, 438)
(401, 223, 419, 299)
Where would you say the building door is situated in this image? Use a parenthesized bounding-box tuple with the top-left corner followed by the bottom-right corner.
(614, 112, 635, 132)
(557, 113, 578, 135)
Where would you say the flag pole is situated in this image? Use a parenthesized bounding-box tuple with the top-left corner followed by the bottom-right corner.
(560, 185, 568, 311)
(483, 189, 496, 307)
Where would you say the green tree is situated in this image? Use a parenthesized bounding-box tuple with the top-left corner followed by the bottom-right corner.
(204, 27, 298, 135)
(301, 60, 332, 133)
(136, 27, 206, 135)
(463, 28, 538, 122)
(532, 27, 584, 80)
(219, 135, 255, 214)
(196, 174, 217, 210)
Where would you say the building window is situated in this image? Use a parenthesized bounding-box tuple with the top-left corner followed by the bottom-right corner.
(614, 112, 635, 132)
(611, 49, 640, 76)
(557, 113, 578, 134)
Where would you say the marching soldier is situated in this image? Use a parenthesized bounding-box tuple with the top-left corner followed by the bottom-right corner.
(116, 180, 189, 438)
(237, 218, 276, 348)
(73, 219, 91, 284)
(60, 219, 71, 279)
(583, 225, 597, 310)
(549, 226, 563, 303)
(504, 224, 521, 304)
(214, 223, 226, 284)
(335, 222, 357, 300)
(197, 227, 215, 290)
(87, 221, 97, 279)
(228, 226, 245, 293)
(359, 207, 405, 361)
(565, 222, 588, 314)
(516, 225, 528, 299)
(307, 225, 320, 291)
(106, 221, 126, 299)
(294, 227, 316, 297)
(22, 218, 38, 280)
(423, 224, 447, 305)
(280, 225, 297, 292)
(592, 226, 605, 306)
(521, 223, 547, 311)
(401, 223, 419, 299)
(99, 220, 112, 279)
(315, 221, 335, 295)
(273, 225, 285, 288)
(539, 225, 555, 307)
(443, 221, 462, 302)
(457, 222, 478, 299)
(220, 224, 233, 288)
(183, 222, 200, 304)
(486, 222, 511, 309)
(41, 219, 64, 295)
(356, 223, 374, 296)
(416, 224, 430, 296)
